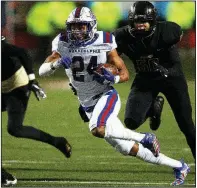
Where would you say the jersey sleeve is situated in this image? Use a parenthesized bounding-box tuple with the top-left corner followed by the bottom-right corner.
(52, 34, 61, 52)
(163, 22, 182, 46)
(102, 32, 117, 51)
(6, 43, 34, 75)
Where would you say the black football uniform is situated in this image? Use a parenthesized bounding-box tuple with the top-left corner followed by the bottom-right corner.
(2, 42, 33, 112)
(113, 21, 195, 158)
(1, 41, 71, 157)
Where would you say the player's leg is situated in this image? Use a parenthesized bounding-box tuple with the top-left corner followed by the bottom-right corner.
(162, 76, 195, 158)
(132, 143, 190, 186)
(5, 86, 71, 158)
(105, 136, 189, 186)
(148, 95, 164, 130)
(89, 89, 160, 156)
(124, 81, 157, 130)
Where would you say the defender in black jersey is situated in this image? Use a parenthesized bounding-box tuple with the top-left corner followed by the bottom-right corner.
(113, 1, 195, 158)
(1, 37, 71, 159)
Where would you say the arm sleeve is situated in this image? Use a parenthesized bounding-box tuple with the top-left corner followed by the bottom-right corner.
(39, 63, 55, 77)
(7, 44, 34, 75)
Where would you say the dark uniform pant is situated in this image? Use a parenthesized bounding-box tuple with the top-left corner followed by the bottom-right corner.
(124, 74, 196, 158)
(2, 85, 56, 145)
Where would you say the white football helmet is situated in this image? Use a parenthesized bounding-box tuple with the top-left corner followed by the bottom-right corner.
(66, 7, 97, 46)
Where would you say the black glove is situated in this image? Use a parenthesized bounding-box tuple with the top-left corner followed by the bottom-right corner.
(154, 63, 169, 78)
(69, 83, 77, 95)
(29, 80, 47, 101)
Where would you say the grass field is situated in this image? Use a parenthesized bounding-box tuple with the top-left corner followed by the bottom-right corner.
(2, 62, 196, 187)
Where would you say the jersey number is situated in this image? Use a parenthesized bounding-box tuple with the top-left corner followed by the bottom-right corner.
(72, 56, 97, 82)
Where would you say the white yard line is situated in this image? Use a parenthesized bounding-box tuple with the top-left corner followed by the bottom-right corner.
(19, 180, 196, 186)
(2, 160, 195, 167)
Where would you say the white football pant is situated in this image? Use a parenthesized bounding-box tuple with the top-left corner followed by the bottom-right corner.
(86, 89, 135, 155)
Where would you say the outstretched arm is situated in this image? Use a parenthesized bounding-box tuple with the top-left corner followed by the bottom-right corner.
(39, 51, 62, 76)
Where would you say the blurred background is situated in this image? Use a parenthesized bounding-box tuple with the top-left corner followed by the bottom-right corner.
(1, 1, 196, 79)
(1, 2, 195, 186)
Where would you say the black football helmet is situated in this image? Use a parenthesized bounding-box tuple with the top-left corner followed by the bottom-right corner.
(128, 1, 157, 37)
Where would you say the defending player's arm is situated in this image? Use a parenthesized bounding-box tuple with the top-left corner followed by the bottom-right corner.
(107, 49, 129, 83)
(6, 43, 46, 100)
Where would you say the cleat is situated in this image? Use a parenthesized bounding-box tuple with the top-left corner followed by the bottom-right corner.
(170, 160, 190, 186)
(55, 137, 72, 158)
(140, 133, 160, 157)
(150, 96, 164, 131)
(1, 168, 17, 186)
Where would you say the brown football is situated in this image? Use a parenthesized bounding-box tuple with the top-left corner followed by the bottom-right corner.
(95, 63, 119, 75)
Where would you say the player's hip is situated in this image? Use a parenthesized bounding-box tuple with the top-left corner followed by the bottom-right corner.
(85, 89, 121, 131)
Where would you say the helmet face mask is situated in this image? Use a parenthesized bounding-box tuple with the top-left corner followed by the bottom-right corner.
(66, 7, 97, 46)
(128, 1, 157, 37)
(68, 22, 88, 41)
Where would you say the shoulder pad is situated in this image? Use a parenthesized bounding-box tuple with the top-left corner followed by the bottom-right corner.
(159, 21, 182, 46)
(103, 31, 113, 43)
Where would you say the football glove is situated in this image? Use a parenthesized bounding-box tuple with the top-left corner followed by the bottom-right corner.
(29, 80, 47, 101)
(60, 56, 72, 69)
(93, 67, 115, 84)
(69, 83, 77, 95)
(154, 62, 169, 78)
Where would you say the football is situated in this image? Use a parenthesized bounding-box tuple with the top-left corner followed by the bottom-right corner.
(95, 63, 119, 75)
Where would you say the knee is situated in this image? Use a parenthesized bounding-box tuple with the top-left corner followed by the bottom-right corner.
(124, 118, 142, 130)
(115, 142, 137, 156)
(91, 126, 105, 138)
(7, 125, 21, 137)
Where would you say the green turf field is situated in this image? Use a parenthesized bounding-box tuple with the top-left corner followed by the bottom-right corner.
(2, 60, 195, 187)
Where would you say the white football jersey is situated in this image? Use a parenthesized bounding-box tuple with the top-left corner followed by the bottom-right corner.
(52, 31, 117, 107)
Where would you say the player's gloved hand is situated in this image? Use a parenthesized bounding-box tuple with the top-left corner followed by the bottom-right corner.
(69, 83, 77, 95)
(93, 68, 115, 84)
(60, 56, 72, 69)
(29, 80, 47, 101)
(154, 63, 169, 78)
(102, 67, 115, 83)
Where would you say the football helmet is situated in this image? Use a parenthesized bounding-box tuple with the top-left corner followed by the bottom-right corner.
(66, 7, 97, 46)
(128, 1, 157, 37)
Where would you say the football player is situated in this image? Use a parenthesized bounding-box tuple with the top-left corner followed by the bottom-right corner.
(113, 1, 195, 160)
(1, 36, 71, 162)
(39, 7, 190, 186)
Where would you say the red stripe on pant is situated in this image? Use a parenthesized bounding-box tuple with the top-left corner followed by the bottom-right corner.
(98, 93, 116, 126)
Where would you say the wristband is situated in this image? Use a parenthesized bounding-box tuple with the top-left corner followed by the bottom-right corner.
(114, 75, 120, 84)
(28, 73, 36, 81)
